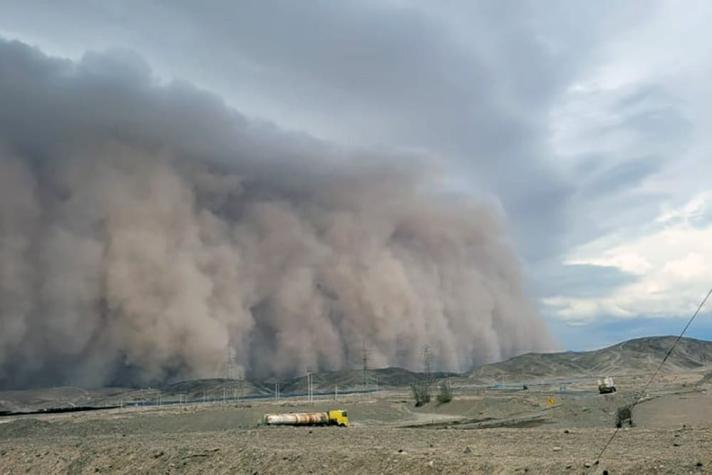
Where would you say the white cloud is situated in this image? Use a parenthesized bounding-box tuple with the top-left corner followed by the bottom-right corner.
(656, 191, 712, 225)
(546, 192, 712, 323)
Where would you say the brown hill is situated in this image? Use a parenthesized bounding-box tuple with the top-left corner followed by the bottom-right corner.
(468, 336, 712, 382)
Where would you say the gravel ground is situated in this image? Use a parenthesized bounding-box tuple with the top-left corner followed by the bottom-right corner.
(0, 424, 710, 474)
(1, 380, 710, 474)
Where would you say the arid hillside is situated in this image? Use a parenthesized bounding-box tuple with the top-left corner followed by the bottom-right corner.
(468, 336, 712, 382)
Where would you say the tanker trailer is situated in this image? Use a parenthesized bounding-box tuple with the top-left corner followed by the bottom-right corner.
(263, 409, 349, 427)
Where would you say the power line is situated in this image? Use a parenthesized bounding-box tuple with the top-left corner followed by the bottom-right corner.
(592, 285, 712, 468)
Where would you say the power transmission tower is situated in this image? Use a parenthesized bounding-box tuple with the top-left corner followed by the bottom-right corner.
(424, 345, 433, 385)
(225, 346, 232, 380)
(238, 369, 244, 404)
(306, 367, 313, 403)
(225, 346, 238, 405)
(362, 341, 369, 391)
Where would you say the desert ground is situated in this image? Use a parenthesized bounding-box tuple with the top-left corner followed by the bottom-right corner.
(1, 369, 711, 474)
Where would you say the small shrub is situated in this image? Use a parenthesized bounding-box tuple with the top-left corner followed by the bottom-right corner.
(411, 382, 431, 407)
(615, 405, 633, 428)
(436, 380, 453, 404)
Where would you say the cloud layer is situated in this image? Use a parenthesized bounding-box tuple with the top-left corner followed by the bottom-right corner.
(0, 40, 552, 388)
(545, 192, 712, 323)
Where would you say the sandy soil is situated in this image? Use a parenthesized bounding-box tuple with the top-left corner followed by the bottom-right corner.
(1, 376, 710, 474)
(0, 422, 709, 474)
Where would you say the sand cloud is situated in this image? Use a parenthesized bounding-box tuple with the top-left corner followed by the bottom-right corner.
(0, 39, 552, 388)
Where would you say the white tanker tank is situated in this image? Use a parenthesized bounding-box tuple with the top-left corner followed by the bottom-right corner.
(263, 409, 349, 427)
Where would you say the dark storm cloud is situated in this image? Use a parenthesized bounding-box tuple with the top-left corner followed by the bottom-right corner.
(583, 157, 662, 196)
(558, 81, 694, 248)
(536, 264, 638, 300)
(0, 0, 647, 263)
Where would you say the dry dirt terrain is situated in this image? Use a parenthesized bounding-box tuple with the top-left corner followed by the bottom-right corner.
(1, 372, 711, 474)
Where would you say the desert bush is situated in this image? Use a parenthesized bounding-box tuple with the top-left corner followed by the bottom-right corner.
(437, 380, 453, 404)
(411, 382, 431, 407)
(615, 405, 633, 428)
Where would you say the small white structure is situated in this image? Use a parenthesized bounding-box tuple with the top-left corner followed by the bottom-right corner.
(597, 376, 616, 394)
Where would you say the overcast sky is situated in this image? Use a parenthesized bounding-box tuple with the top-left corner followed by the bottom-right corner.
(2, 0, 711, 349)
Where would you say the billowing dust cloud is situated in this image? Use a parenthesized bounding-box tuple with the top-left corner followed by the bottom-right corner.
(0, 40, 552, 388)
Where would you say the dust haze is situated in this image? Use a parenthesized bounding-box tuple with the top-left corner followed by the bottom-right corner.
(0, 39, 552, 388)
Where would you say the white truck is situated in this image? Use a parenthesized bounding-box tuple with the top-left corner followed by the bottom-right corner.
(598, 376, 616, 394)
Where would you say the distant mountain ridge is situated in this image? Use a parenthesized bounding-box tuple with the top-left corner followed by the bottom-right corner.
(161, 337, 712, 393)
(467, 336, 712, 382)
(3, 336, 712, 414)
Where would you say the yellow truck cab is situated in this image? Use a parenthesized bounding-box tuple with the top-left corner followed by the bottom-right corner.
(327, 409, 349, 427)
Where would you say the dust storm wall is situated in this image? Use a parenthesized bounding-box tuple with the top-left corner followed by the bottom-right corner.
(0, 39, 552, 388)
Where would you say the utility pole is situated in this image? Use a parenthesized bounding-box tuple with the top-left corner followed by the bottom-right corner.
(275, 382, 280, 401)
